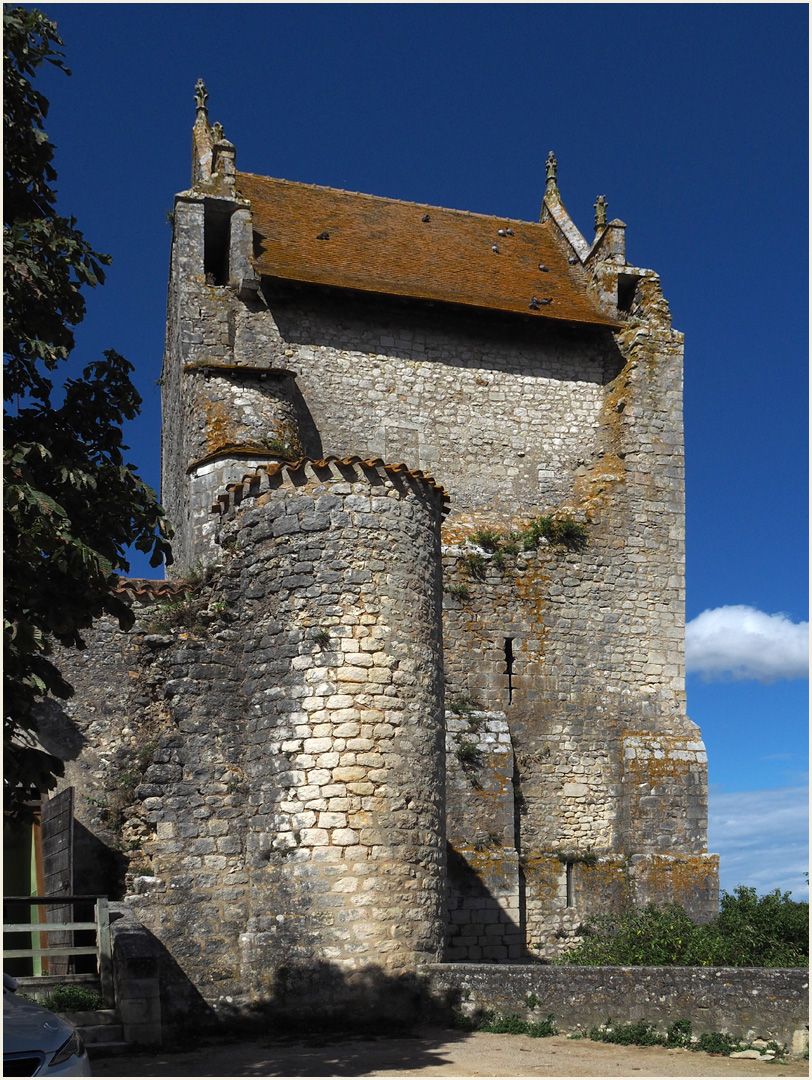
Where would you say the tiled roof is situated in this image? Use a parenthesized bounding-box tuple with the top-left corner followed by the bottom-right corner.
(235, 173, 618, 327)
(114, 579, 189, 601)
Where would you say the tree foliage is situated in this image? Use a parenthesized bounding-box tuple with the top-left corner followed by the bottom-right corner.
(3, 7, 172, 814)
(557, 887, 809, 967)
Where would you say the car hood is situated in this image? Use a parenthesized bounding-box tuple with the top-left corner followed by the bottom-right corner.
(3, 991, 75, 1055)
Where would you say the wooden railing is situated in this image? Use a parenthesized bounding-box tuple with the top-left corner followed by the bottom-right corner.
(3, 895, 113, 1007)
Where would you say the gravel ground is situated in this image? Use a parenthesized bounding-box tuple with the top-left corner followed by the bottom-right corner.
(89, 1027, 809, 1077)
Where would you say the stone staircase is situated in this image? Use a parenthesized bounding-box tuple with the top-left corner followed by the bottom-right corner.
(61, 1009, 129, 1057)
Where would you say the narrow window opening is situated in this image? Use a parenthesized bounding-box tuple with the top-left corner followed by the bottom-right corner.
(617, 272, 639, 313)
(203, 201, 231, 285)
(504, 637, 514, 704)
(565, 861, 574, 907)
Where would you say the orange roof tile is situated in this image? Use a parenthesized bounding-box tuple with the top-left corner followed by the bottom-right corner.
(235, 173, 618, 327)
(209, 456, 450, 519)
(114, 578, 190, 601)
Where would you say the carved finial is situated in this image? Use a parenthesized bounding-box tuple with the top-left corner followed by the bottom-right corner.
(194, 79, 209, 116)
(594, 195, 608, 232)
(545, 151, 560, 199)
(212, 122, 224, 142)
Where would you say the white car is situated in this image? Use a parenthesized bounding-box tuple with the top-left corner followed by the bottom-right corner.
(3, 975, 91, 1076)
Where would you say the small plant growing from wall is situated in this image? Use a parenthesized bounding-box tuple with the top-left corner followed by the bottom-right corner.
(448, 696, 481, 716)
(184, 560, 217, 586)
(445, 582, 470, 601)
(89, 735, 160, 851)
(452, 513, 589, 592)
(522, 514, 588, 551)
(312, 628, 331, 645)
(464, 550, 486, 573)
(470, 527, 502, 552)
(456, 738, 483, 781)
(146, 598, 206, 634)
(261, 437, 295, 458)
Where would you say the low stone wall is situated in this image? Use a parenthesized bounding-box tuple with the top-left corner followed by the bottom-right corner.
(422, 963, 809, 1053)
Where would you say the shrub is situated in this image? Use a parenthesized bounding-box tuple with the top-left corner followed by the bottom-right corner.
(692, 1031, 743, 1056)
(665, 1018, 693, 1048)
(527, 1014, 558, 1038)
(558, 903, 700, 966)
(557, 888, 809, 967)
(588, 1019, 663, 1046)
(710, 886, 809, 966)
(468, 1011, 558, 1037)
(40, 985, 103, 1012)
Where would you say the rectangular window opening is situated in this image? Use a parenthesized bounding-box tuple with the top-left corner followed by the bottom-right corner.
(617, 273, 640, 313)
(504, 637, 514, 704)
(203, 201, 232, 286)
(565, 861, 574, 907)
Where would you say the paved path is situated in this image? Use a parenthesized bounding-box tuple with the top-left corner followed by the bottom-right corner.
(90, 1027, 808, 1077)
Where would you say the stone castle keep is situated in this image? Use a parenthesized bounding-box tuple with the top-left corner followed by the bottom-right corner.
(42, 83, 719, 1021)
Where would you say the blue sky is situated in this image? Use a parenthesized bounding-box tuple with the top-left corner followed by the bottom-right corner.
(26, 4, 808, 898)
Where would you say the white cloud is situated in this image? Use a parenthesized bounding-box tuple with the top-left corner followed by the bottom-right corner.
(686, 605, 808, 683)
(708, 785, 809, 900)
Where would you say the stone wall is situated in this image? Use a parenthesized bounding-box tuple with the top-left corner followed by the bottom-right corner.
(423, 963, 810, 1052)
(444, 708, 523, 961)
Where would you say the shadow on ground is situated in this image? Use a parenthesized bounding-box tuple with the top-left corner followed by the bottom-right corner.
(90, 1026, 474, 1077)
